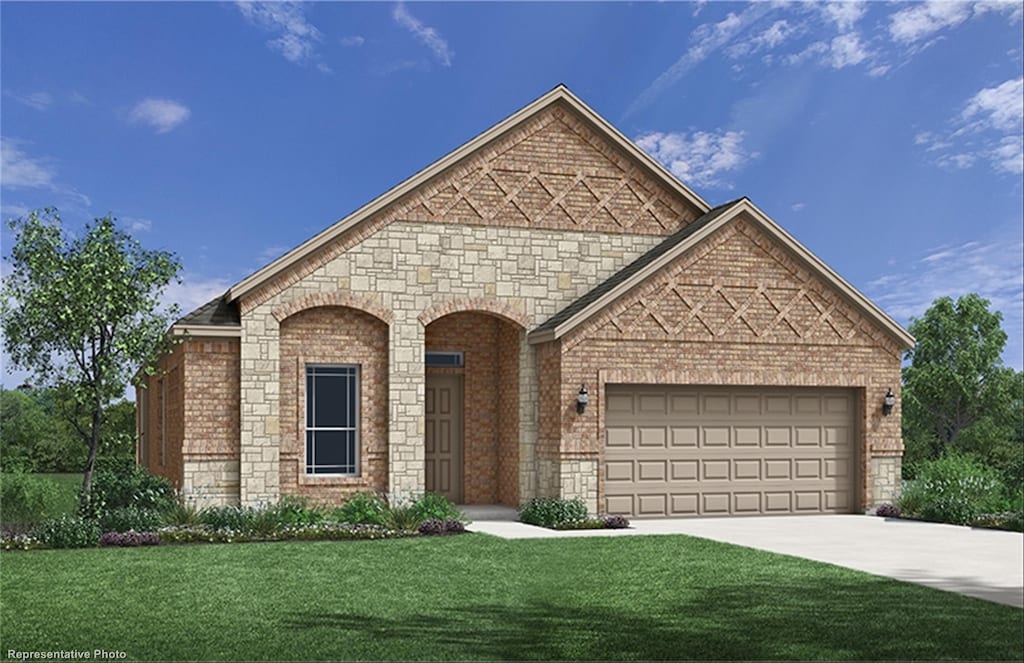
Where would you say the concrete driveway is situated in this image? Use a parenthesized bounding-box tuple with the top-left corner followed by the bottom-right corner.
(466, 510, 1024, 608)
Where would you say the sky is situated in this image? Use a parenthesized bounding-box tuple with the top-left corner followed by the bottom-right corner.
(1, 0, 1022, 390)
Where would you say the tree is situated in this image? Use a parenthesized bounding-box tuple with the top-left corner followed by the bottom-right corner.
(902, 294, 1022, 485)
(1, 208, 181, 505)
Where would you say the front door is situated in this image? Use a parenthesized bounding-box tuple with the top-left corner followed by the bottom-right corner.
(425, 375, 463, 502)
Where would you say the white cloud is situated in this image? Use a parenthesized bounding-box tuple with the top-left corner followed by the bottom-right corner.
(626, 3, 776, 116)
(919, 77, 1024, 175)
(392, 2, 453, 66)
(889, 1, 974, 43)
(341, 35, 365, 47)
(236, 1, 326, 68)
(791, 202, 806, 212)
(121, 216, 153, 232)
(867, 234, 1024, 369)
(163, 275, 233, 320)
(817, 1, 868, 31)
(635, 129, 754, 188)
(829, 32, 870, 68)
(727, 20, 802, 59)
(6, 91, 53, 111)
(0, 138, 56, 189)
(1, 203, 31, 220)
(129, 98, 191, 134)
(961, 77, 1024, 133)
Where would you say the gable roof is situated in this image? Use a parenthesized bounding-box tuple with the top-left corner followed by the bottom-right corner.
(532, 198, 744, 337)
(225, 84, 711, 304)
(528, 198, 915, 349)
(172, 295, 240, 336)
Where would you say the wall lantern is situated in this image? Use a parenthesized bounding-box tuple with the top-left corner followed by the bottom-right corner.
(576, 384, 589, 414)
(882, 388, 896, 416)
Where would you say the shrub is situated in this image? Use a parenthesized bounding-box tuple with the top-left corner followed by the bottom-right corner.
(31, 515, 100, 548)
(519, 497, 588, 528)
(84, 465, 176, 519)
(99, 530, 160, 547)
(417, 518, 465, 536)
(875, 503, 901, 518)
(603, 515, 630, 529)
(100, 506, 164, 533)
(156, 523, 405, 545)
(898, 453, 1005, 525)
(384, 501, 422, 531)
(1, 533, 42, 551)
(0, 471, 63, 525)
(332, 492, 388, 526)
(162, 500, 202, 527)
(410, 493, 463, 523)
(199, 505, 258, 532)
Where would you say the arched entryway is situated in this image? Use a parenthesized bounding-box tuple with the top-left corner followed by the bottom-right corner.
(423, 311, 522, 506)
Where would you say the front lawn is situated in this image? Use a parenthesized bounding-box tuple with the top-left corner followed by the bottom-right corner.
(2, 534, 1021, 661)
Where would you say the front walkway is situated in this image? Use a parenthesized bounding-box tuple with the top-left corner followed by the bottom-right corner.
(460, 507, 1024, 608)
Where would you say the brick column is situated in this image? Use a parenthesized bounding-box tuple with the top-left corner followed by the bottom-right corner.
(388, 317, 426, 499)
(239, 312, 281, 506)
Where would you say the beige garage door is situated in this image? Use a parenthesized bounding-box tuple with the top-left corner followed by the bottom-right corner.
(604, 385, 857, 517)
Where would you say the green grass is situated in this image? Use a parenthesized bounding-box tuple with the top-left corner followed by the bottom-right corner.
(0, 473, 82, 525)
(1, 534, 1021, 661)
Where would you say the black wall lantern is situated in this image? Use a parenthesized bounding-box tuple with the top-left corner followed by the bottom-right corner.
(577, 384, 589, 414)
(882, 388, 896, 416)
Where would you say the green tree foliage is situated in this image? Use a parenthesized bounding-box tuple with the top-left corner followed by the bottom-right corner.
(0, 387, 84, 472)
(0, 208, 181, 505)
(903, 294, 1023, 488)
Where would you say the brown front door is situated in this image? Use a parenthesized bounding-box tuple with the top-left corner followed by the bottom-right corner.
(425, 375, 463, 502)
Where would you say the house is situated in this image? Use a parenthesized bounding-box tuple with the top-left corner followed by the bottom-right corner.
(136, 85, 913, 517)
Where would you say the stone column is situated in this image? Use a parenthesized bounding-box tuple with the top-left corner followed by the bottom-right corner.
(517, 333, 538, 504)
(388, 316, 426, 499)
(239, 312, 281, 506)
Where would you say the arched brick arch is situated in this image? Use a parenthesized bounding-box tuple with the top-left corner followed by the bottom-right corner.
(272, 291, 394, 325)
(418, 297, 531, 329)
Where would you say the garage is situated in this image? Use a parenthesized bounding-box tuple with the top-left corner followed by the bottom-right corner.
(604, 385, 858, 517)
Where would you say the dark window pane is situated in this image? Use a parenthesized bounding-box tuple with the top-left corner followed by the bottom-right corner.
(311, 430, 347, 468)
(306, 372, 314, 427)
(313, 374, 353, 428)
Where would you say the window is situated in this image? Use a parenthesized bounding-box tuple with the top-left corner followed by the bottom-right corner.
(138, 387, 149, 466)
(425, 351, 464, 368)
(305, 365, 359, 475)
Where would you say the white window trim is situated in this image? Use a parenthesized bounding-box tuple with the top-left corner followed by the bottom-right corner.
(304, 364, 360, 477)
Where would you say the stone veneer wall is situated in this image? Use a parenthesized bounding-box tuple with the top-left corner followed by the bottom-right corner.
(278, 307, 389, 503)
(549, 217, 904, 512)
(237, 222, 665, 505)
(871, 456, 902, 505)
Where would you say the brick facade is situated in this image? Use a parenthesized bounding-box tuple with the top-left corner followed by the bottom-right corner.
(143, 89, 908, 514)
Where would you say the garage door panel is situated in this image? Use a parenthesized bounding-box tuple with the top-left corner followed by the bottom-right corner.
(605, 461, 633, 482)
(638, 427, 667, 447)
(671, 427, 699, 447)
(637, 494, 667, 516)
(702, 460, 730, 480)
(703, 427, 730, 447)
(733, 459, 761, 480)
(638, 461, 667, 481)
(606, 428, 634, 448)
(605, 385, 856, 518)
(671, 494, 699, 515)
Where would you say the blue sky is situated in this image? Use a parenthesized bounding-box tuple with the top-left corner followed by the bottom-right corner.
(2, 1, 1022, 389)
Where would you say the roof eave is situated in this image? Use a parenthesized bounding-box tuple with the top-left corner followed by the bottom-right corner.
(226, 85, 710, 304)
(170, 324, 242, 338)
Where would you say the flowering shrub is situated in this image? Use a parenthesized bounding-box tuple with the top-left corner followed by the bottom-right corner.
(519, 498, 588, 528)
(30, 515, 100, 549)
(156, 522, 406, 545)
(899, 453, 1005, 525)
(1, 534, 43, 551)
(100, 506, 165, 533)
(99, 530, 160, 547)
(417, 519, 466, 536)
(603, 515, 630, 529)
(875, 503, 901, 518)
